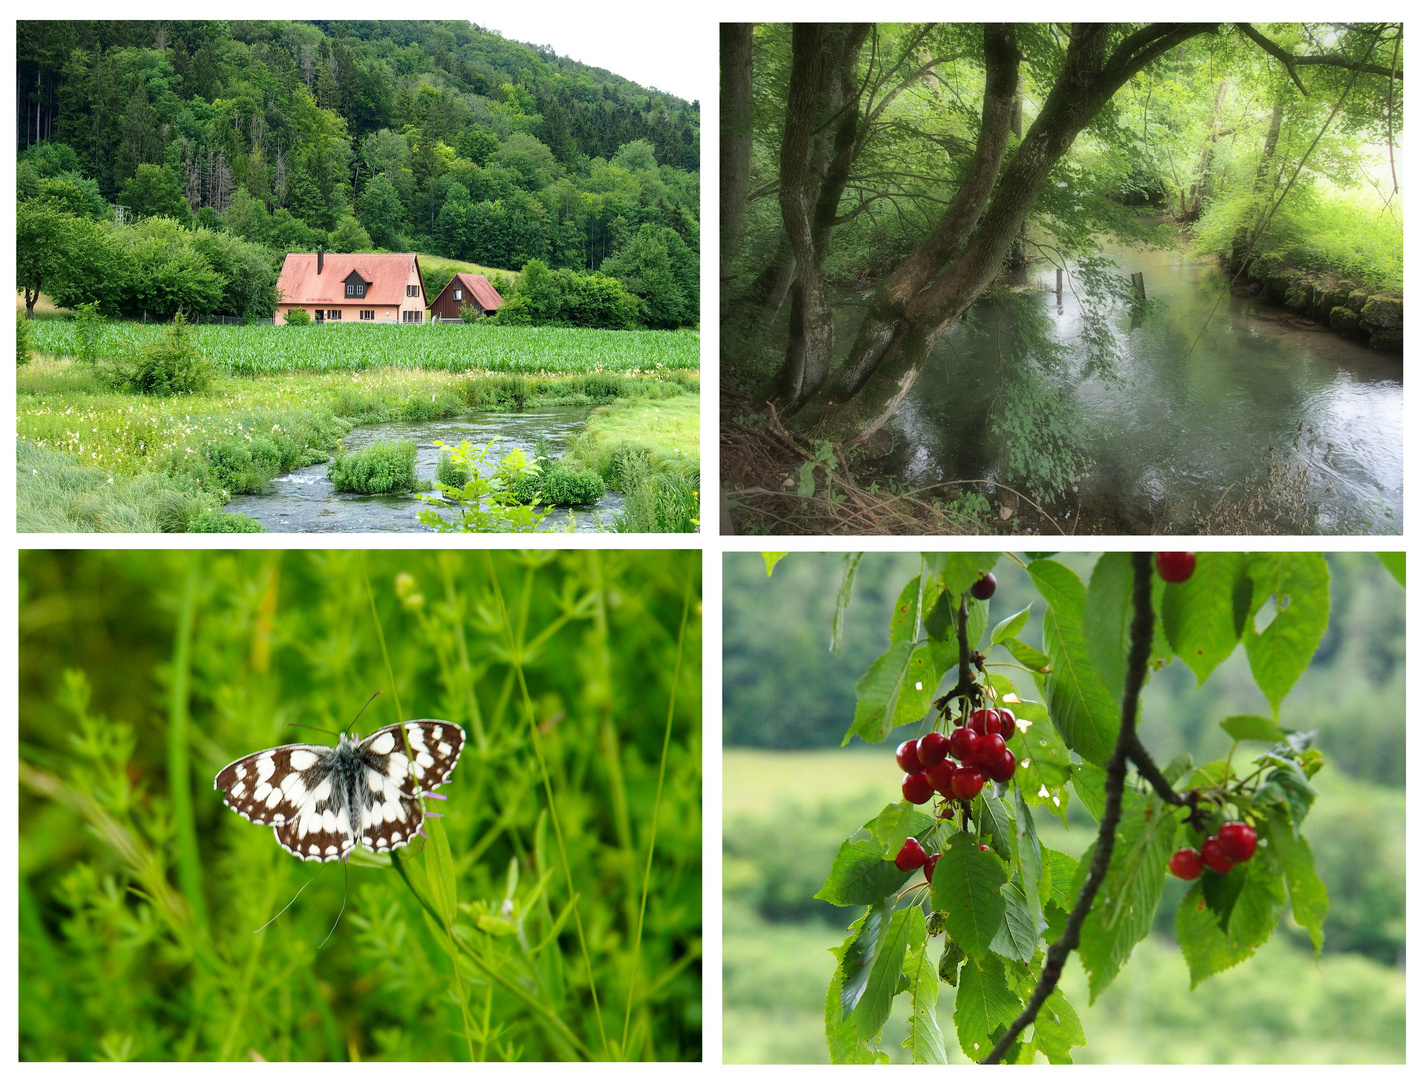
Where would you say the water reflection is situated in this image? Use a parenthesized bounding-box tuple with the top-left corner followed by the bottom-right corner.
(225, 410, 624, 533)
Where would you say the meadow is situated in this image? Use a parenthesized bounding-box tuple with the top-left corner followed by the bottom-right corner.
(19, 549, 702, 1061)
(28, 320, 700, 375)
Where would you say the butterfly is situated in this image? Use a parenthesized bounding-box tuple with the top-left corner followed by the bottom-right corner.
(215, 721, 465, 862)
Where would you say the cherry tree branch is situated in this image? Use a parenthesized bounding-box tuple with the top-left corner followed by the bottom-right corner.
(982, 552, 1155, 1064)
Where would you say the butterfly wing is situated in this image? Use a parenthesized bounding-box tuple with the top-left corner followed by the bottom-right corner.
(215, 743, 357, 862)
(353, 721, 466, 854)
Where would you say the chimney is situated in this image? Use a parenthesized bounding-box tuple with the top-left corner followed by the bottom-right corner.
(317, 250, 324, 275)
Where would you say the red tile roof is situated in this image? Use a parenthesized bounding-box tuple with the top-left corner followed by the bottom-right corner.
(276, 253, 422, 306)
(447, 273, 506, 312)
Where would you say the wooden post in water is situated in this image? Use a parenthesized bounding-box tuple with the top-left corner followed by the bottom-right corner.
(1131, 271, 1145, 298)
(1056, 268, 1063, 299)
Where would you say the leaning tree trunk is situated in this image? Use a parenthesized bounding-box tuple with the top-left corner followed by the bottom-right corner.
(788, 23, 1213, 444)
(720, 24, 755, 325)
(1181, 79, 1228, 222)
(1231, 90, 1285, 272)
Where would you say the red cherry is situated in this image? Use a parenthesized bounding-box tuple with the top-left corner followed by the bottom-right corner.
(917, 731, 950, 769)
(995, 709, 1016, 741)
(971, 573, 997, 600)
(979, 843, 991, 852)
(924, 852, 942, 882)
(925, 759, 958, 794)
(1168, 848, 1203, 880)
(902, 772, 935, 804)
(951, 766, 985, 802)
(1200, 836, 1235, 874)
(895, 739, 920, 772)
(948, 727, 979, 763)
(967, 709, 1000, 736)
(983, 747, 1016, 783)
(1217, 822, 1257, 863)
(895, 837, 928, 872)
(977, 733, 1006, 760)
(1155, 552, 1196, 583)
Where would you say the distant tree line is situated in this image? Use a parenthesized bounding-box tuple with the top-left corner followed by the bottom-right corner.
(16, 20, 700, 328)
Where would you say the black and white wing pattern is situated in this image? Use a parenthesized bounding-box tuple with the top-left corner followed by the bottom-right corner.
(215, 721, 465, 862)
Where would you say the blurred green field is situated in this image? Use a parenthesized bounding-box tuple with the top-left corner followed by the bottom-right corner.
(20, 550, 702, 1061)
(724, 747, 1404, 1063)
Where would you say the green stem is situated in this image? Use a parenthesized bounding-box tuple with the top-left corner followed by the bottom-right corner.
(167, 555, 208, 929)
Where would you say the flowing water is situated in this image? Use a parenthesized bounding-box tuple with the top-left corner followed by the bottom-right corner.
(225, 409, 624, 533)
(845, 242, 1402, 534)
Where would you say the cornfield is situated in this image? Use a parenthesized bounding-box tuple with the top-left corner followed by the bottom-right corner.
(30, 321, 700, 375)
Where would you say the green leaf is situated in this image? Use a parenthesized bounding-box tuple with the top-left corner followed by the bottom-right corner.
(1039, 846, 1080, 912)
(902, 940, 947, 1064)
(1243, 553, 1331, 717)
(1029, 560, 1119, 767)
(1375, 551, 1404, 587)
(1175, 881, 1255, 987)
(871, 801, 917, 860)
(991, 605, 1031, 646)
(1003, 637, 1051, 673)
(990, 880, 1039, 963)
(1161, 551, 1250, 684)
(1013, 785, 1043, 937)
(816, 837, 911, 907)
(827, 908, 886, 1063)
(894, 644, 946, 729)
(974, 789, 1015, 861)
(1083, 552, 1134, 702)
(1223, 851, 1287, 953)
(1220, 714, 1286, 743)
(830, 553, 863, 654)
(1256, 766, 1317, 828)
(1077, 794, 1176, 1001)
(1012, 699, 1072, 820)
(953, 953, 1021, 1061)
(939, 939, 966, 986)
(930, 832, 1009, 958)
(762, 552, 788, 576)
(1266, 809, 1328, 956)
(849, 905, 921, 1037)
(889, 575, 922, 646)
(1031, 986, 1086, 1064)
(848, 640, 916, 745)
(936, 553, 1001, 598)
(424, 816, 458, 926)
(924, 588, 955, 641)
(1069, 761, 1108, 822)
(963, 596, 988, 652)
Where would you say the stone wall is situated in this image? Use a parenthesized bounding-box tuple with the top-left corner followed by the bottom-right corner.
(1230, 256, 1402, 352)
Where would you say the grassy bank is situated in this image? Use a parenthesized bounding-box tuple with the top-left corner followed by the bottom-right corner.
(18, 356, 698, 531)
(565, 395, 701, 531)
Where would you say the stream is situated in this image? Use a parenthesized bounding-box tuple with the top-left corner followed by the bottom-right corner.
(843, 241, 1402, 534)
(225, 409, 624, 533)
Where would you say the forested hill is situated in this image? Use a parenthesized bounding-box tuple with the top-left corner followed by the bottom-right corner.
(16, 20, 700, 321)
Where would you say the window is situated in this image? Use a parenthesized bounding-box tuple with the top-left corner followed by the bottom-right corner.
(406, 284, 419, 297)
(326, 309, 342, 320)
(346, 284, 355, 296)
(360, 310, 374, 320)
(454, 289, 462, 301)
(402, 310, 423, 324)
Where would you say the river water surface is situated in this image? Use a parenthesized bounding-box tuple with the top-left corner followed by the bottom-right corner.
(847, 241, 1402, 533)
(225, 409, 624, 532)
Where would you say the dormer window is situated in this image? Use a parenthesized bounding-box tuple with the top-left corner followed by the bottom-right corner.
(343, 271, 368, 298)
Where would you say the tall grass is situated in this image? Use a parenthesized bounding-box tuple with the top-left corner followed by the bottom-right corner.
(19, 550, 702, 1060)
(30, 321, 700, 375)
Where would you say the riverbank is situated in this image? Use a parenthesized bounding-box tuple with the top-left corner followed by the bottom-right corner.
(1226, 255, 1403, 353)
(17, 358, 698, 531)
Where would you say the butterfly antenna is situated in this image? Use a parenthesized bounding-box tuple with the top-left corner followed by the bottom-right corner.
(254, 862, 327, 934)
(318, 859, 351, 951)
(285, 721, 339, 737)
(346, 690, 383, 737)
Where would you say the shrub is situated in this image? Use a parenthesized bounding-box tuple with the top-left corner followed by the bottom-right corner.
(327, 440, 418, 494)
(18, 316, 32, 366)
(188, 509, 266, 532)
(436, 450, 471, 488)
(511, 461, 606, 506)
(614, 450, 700, 532)
(417, 439, 554, 532)
(108, 313, 213, 396)
(459, 300, 481, 324)
(284, 308, 311, 326)
(74, 302, 106, 362)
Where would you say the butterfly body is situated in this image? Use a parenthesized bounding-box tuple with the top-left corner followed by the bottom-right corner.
(215, 721, 465, 862)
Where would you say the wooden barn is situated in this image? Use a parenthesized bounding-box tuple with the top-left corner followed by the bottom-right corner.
(274, 252, 427, 325)
(429, 272, 506, 321)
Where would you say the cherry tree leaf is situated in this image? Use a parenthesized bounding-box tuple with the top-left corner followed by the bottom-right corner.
(953, 953, 1021, 1062)
(930, 832, 1008, 959)
(1265, 808, 1328, 957)
(1161, 551, 1251, 684)
(902, 940, 947, 1064)
(1242, 553, 1330, 717)
(1029, 560, 1118, 767)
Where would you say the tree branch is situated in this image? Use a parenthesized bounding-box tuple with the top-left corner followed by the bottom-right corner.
(982, 552, 1155, 1064)
(1237, 22, 1403, 87)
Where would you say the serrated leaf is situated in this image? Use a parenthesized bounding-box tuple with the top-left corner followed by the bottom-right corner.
(1223, 851, 1287, 953)
(1201, 861, 1246, 927)
(954, 953, 1021, 1061)
(816, 838, 911, 906)
(974, 790, 1015, 860)
(895, 644, 946, 728)
(1013, 786, 1042, 936)
(924, 589, 955, 641)
(1069, 761, 1108, 822)
(930, 832, 1009, 958)
(1220, 714, 1286, 743)
(849, 906, 921, 1037)
(991, 604, 1031, 646)
(936, 553, 1001, 598)
(889, 575, 922, 646)
(830, 552, 863, 654)
(1004, 695, 1071, 819)
(1031, 986, 1085, 1064)
(1004, 637, 1051, 672)
(963, 597, 988, 651)
(762, 552, 788, 576)
(1030, 560, 1119, 767)
(1039, 846, 1079, 911)
(990, 881, 1039, 962)
(1077, 794, 1176, 1001)
(828, 908, 885, 1063)
(1266, 809, 1328, 956)
(1256, 767, 1316, 828)
(837, 903, 887, 1020)
(848, 640, 916, 745)
(1375, 551, 1404, 587)
(1161, 552, 1250, 683)
(902, 940, 947, 1063)
(1175, 881, 1255, 987)
(1243, 553, 1331, 717)
(1084, 552, 1134, 702)
(871, 801, 916, 860)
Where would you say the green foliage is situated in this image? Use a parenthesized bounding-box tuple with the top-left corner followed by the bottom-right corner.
(74, 302, 106, 362)
(511, 459, 607, 507)
(327, 439, 418, 495)
(186, 509, 266, 533)
(106, 313, 213, 396)
(18, 549, 702, 1060)
(284, 308, 311, 326)
(18, 314, 33, 365)
(612, 449, 700, 533)
(416, 439, 554, 533)
(435, 450, 471, 488)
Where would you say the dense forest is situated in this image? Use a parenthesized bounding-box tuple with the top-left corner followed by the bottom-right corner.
(16, 20, 700, 327)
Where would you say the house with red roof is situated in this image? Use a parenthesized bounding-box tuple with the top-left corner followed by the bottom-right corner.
(274, 252, 427, 325)
(429, 273, 506, 321)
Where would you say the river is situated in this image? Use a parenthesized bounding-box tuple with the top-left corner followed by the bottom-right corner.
(224, 409, 624, 532)
(844, 240, 1402, 534)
